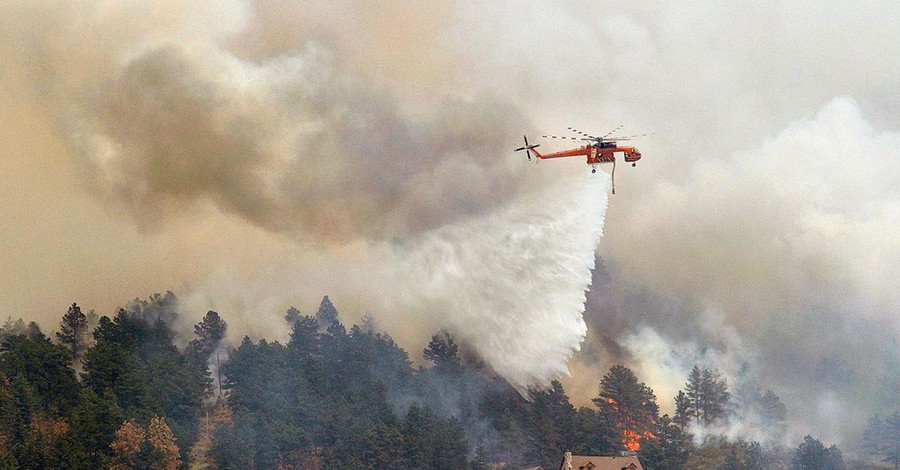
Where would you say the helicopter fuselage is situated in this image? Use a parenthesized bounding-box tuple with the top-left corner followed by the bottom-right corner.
(534, 143, 641, 165)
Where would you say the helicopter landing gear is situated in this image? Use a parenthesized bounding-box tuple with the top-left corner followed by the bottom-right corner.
(592, 168, 596, 174)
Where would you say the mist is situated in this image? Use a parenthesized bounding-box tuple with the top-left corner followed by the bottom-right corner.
(1, 0, 898, 452)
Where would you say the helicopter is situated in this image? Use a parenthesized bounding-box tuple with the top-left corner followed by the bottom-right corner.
(515, 126, 651, 193)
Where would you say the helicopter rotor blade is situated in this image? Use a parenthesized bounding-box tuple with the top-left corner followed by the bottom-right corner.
(602, 124, 625, 138)
(605, 132, 655, 139)
(515, 134, 526, 152)
(567, 127, 598, 139)
(542, 135, 580, 140)
(514, 143, 542, 151)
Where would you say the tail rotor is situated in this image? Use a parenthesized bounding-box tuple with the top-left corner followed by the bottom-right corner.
(514, 135, 540, 161)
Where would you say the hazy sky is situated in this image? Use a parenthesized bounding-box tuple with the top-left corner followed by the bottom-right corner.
(1, 0, 898, 450)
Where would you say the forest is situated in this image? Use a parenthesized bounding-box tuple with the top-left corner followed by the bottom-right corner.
(0, 293, 897, 469)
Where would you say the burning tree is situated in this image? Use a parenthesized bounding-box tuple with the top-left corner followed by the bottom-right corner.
(593, 365, 659, 451)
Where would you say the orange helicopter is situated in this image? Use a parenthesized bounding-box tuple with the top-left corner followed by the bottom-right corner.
(515, 126, 651, 193)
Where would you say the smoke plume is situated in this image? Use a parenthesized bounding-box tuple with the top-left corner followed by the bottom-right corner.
(0, 1, 608, 389)
(3, 0, 898, 452)
(575, 98, 900, 447)
(447, 0, 900, 449)
(4, 1, 536, 243)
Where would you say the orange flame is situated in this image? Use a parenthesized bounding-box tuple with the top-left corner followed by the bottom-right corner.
(623, 429, 641, 451)
(607, 398, 619, 411)
(621, 429, 657, 451)
(605, 397, 657, 451)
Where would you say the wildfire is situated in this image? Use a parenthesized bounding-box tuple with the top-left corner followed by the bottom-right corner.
(606, 398, 658, 451)
(622, 429, 657, 452)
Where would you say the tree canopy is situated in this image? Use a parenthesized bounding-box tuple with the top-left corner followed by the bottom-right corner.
(0, 293, 876, 469)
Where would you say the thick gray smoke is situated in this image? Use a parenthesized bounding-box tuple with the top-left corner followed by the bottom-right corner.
(448, 0, 900, 450)
(3, 0, 897, 452)
(587, 98, 900, 447)
(1, 1, 609, 390)
(5, 1, 533, 243)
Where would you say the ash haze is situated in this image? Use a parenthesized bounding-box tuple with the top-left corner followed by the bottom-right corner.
(1, 0, 899, 453)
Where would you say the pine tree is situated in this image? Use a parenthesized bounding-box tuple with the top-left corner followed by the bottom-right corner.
(423, 330, 461, 371)
(19, 413, 85, 470)
(0, 332, 80, 414)
(400, 403, 469, 469)
(190, 402, 234, 468)
(284, 307, 302, 327)
(793, 435, 844, 470)
(638, 414, 689, 470)
(126, 292, 179, 326)
(864, 412, 900, 469)
(682, 366, 732, 426)
(0, 373, 21, 463)
(571, 406, 618, 456)
(359, 312, 377, 333)
(526, 381, 576, 467)
(684, 366, 703, 425)
(209, 421, 256, 470)
(316, 296, 339, 330)
(673, 390, 690, 431)
(702, 369, 731, 424)
(69, 388, 123, 468)
(884, 412, 900, 470)
(189, 310, 228, 358)
(57, 303, 89, 362)
(758, 389, 787, 439)
(594, 365, 659, 452)
(0, 317, 27, 340)
(82, 306, 207, 448)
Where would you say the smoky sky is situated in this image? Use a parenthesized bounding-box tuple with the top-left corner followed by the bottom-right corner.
(1, 0, 605, 392)
(6, 3, 532, 243)
(1, 0, 898, 451)
(455, 0, 899, 448)
(457, 1, 900, 449)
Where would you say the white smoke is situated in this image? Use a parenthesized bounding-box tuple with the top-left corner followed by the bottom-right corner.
(622, 323, 787, 447)
(2, 0, 897, 451)
(0, 0, 611, 389)
(585, 97, 900, 447)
